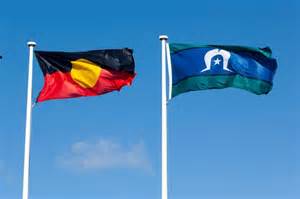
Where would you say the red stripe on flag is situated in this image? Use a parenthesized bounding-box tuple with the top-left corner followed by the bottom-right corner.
(37, 69, 135, 102)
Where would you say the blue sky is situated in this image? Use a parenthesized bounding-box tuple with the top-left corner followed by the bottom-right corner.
(0, 0, 299, 198)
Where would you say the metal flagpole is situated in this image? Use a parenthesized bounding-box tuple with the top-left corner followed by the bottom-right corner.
(159, 35, 168, 199)
(22, 41, 36, 199)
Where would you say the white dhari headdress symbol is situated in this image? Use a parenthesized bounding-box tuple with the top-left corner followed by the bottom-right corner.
(201, 48, 232, 72)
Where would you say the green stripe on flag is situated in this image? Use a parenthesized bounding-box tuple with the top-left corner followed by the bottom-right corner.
(172, 75, 273, 98)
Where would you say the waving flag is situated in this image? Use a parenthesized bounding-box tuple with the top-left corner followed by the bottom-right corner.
(35, 49, 135, 102)
(170, 43, 277, 98)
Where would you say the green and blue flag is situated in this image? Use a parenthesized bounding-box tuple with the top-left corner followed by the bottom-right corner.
(170, 43, 278, 98)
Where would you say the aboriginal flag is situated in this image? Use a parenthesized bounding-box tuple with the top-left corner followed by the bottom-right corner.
(35, 49, 135, 102)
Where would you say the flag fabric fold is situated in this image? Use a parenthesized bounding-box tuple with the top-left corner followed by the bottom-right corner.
(35, 49, 135, 102)
(169, 43, 277, 98)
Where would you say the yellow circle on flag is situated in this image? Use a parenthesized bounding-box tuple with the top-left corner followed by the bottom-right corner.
(70, 59, 102, 88)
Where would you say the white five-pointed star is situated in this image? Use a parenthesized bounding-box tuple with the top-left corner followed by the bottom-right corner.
(213, 58, 221, 65)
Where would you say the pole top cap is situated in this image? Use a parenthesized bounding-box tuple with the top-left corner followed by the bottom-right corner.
(159, 35, 168, 40)
(27, 41, 36, 47)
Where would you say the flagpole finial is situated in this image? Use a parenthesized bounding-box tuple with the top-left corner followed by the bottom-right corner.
(27, 41, 36, 47)
(159, 35, 168, 41)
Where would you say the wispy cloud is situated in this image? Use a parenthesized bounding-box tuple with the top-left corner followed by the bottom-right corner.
(57, 138, 152, 173)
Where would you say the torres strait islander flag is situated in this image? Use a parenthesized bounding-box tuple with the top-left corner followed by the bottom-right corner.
(35, 48, 135, 102)
(169, 43, 278, 98)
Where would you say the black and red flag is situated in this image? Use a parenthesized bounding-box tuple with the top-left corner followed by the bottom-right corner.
(34, 48, 135, 102)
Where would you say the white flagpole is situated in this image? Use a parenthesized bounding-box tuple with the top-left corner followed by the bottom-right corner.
(159, 35, 168, 199)
(165, 42, 172, 101)
(22, 41, 36, 199)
